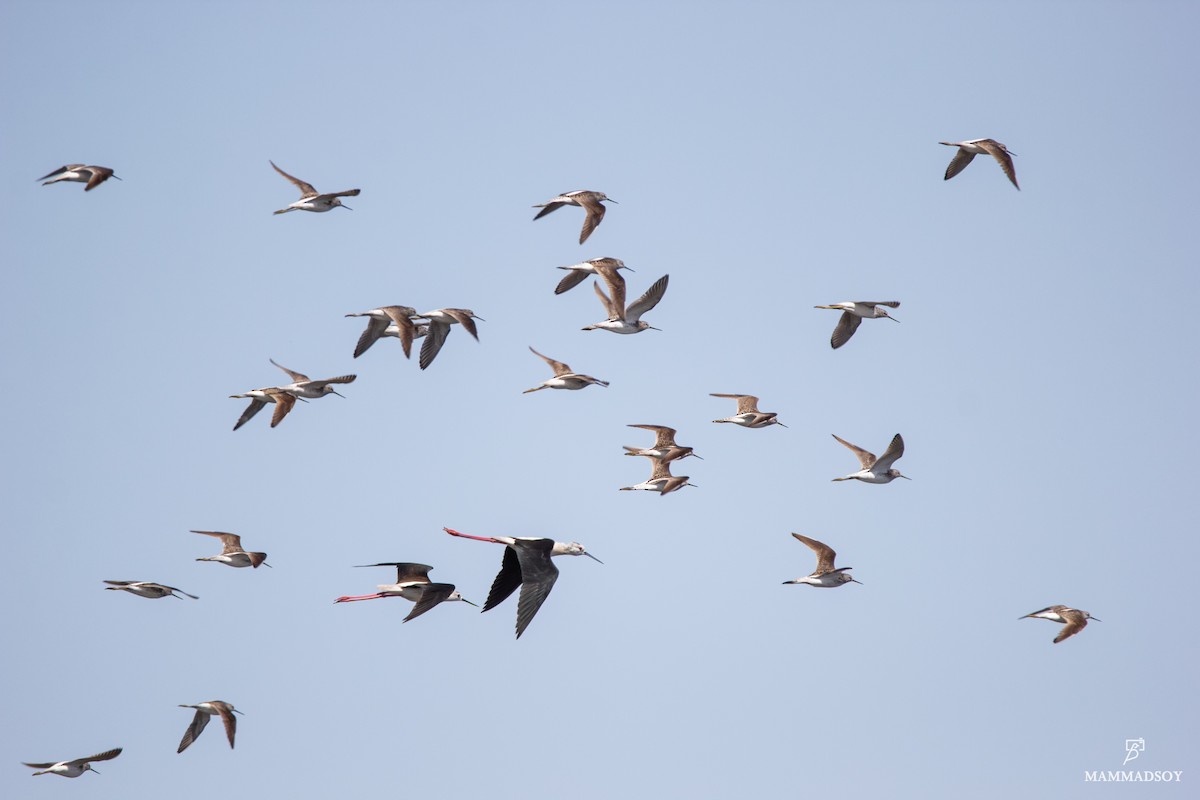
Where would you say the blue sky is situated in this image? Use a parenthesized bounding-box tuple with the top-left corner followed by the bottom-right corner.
(2, 2, 1197, 797)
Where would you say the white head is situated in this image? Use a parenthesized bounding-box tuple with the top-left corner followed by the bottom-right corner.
(556, 541, 603, 563)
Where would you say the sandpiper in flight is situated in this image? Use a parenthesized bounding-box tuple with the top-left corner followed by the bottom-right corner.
(582, 271, 669, 334)
(783, 534, 862, 588)
(270, 160, 360, 213)
(938, 139, 1019, 189)
(23, 748, 122, 778)
(191, 530, 270, 568)
(270, 359, 357, 400)
(831, 433, 908, 483)
(229, 386, 297, 430)
(710, 394, 787, 428)
(623, 424, 701, 463)
(413, 308, 484, 370)
(620, 456, 696, 496)
(177, 701, 242, 753)
(334, 563, 478, 621)
(554, 257, 632, 295)
(533, 190, 616, 244)
(523, 347, 609, 393)
(813, 301, 900, 349)
(346, 305, 419, 359)
(104, 581, 199, 600)
(37, 165, 120, 191)
(444, 527, 601, 639)
(1020, 605, 1100, 643)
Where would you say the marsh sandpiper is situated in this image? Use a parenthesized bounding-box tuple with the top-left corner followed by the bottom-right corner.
(783, 534, 862, 588)
(939, 139, 1019, 189)
(831, 433, 908, 483)
(533, 190, 616, 244)
(523, 347, 609, 393)
(270, 160, 360, 213)
(24, 748, 121, 778)
(710, 394, 787, 428)
(1020, 605, 1099, 643)
(177, 701, 242, 753)
(191, 530, 270, 568)
(38, 164, 120, 192)
(814, 301, 900, 349)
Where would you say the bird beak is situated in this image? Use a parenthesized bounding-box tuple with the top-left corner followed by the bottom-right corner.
(331, 389, 346, 398)
(776, 422, 789, 428)
(607, 199, 618, 203)
(340, 204, 353, 211)
(887, 316, 900, 323)
(647, 325, 662, 331)
(462, 598, 480, 608)
(898, 474, 911, 480)
(233, 709, 246, 715)
(473, 315, 486, 322)
(850, 578, 864, 584)
(1091, 617, 1102, 622)
(583, 552, 604, 565)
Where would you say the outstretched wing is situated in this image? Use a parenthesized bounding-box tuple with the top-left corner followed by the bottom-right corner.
(482, 546, 523, 612)
(792, 533, 837, 574)
(270, 160, 318, 198)
(832, 434, 876, 469)
(269, 358, 309, 382)
(830, 311, 862, 349)
(979, 139, 1019, 189)
(577, 195, 607, 244)
(269, 393, 296, 428)
(626, 274, 669, 322)
(873, 434, 905, 471)
(943, 148, 976, 181)
(177, 709, 210, 753)
(403, 583, 456, 623)
(529, 346, 572, 376)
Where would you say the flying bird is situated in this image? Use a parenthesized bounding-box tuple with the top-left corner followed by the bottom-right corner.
(582, 271, 669, 334)
(620, 456, 696, 496)
(783, 534, 862, 588)
(830, 433, 908, 483)
(177, 701, 242, 753)
(938, 139, 1019, 189)
(346, 306, 419, 358)
(104, 580, 198, 600)
(710, 394, 787, 428)
(533, 190, 616, 244)
(444, 527, 600, 639)
(270, 160, 360, 213)
(623, 424, 701, 463)
(269, 359, 356, 400)
(554, 257, 632, 295)
(412, 308, 484, 370)
(23, 748, 122, 778)
(813, 301, 900, 349)
(523, 347, 609, 393)
(37, 164, 120, 191)
(228, 386, 297, 430)
(334, 562, 478, 622)
(1020, 605, 1100, 643)
(191, 530, 270, 568)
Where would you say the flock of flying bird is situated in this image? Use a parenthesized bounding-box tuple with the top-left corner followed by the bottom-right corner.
(23, 138, 1098, 778)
